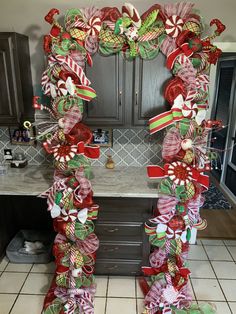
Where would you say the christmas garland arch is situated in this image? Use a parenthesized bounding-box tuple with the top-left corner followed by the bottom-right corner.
(28, 2, 225, 314)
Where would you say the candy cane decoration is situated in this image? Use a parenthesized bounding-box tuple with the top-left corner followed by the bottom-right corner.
(55, 55, 91, 86)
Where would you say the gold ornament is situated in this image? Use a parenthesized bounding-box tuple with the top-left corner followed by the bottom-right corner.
(183, 149, 194, 164)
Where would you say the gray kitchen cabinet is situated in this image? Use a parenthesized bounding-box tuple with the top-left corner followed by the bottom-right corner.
(0, 195, 153, 276)
(0, 196, 52, 258)
(83, 53, 125, 126)
(94, 197, 153, 276)
(83, 52, 172, 127)
(132, 54, 172, 126)
(0, 32, 33, 126)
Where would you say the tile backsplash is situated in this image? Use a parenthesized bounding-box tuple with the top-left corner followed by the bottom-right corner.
(0, 127, 163, 167)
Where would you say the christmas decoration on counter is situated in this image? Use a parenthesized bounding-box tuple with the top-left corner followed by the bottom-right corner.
(26, 2, 225, 313)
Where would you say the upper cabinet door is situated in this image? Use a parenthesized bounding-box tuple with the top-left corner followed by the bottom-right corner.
(133, 53, 172, 126)
(0, 33, 33, 126)
(0, 34, 19, 125)
(83, 53, 125, 126)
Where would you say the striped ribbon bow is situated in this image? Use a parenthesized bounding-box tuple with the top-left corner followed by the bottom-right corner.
(149, 90, 199, 134)
(39, 178, 67, 211)
(42, 54, 96, 101)
(144, 281, 190, 314)
(54, 286, 95, 314)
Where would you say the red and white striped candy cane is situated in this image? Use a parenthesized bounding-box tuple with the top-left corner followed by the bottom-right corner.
(149, 211, 175, 224)
(55, 55, 91, 86)
(196, 74, 209, 92)
(72, 19, 87, 29)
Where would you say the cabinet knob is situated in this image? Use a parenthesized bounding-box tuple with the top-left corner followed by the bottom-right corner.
(103, 247, 119, 252)
(106, 265, 118, 270)
(104, 228, 119, 233)
(135, 91, 138, 106)
(119, 91, 122, 106)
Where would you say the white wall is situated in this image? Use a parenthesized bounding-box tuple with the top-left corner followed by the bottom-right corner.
(0, 0, 236, 91)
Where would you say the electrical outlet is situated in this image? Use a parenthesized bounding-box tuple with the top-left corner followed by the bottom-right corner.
(4, 149, 13, 160)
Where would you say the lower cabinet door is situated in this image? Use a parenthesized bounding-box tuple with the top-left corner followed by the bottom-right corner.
(95, 259, 143, 275)
(96, 241, 142, 259)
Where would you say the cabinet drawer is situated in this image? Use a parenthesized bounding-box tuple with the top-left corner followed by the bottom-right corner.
(97, 241, 142, 259)
(95, 259, 142, 275)
(98, 211, 148, 223)
(95, 222, 143, 238)
(95, 198, 152, 215)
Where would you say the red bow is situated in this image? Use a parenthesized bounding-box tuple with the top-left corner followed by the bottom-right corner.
(166, 42, 195, 70)
(77, 141, 100, 159)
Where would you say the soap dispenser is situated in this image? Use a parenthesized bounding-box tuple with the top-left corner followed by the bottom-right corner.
(105, 154, 115, 169)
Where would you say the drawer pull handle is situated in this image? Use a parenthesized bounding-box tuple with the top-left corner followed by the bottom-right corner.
(103, 247, 119, 252)
(105, 228, 119, 233)
(106, 265, 118, 270)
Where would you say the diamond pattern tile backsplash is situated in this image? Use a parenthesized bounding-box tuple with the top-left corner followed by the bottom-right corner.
(0, 127, 163, 167)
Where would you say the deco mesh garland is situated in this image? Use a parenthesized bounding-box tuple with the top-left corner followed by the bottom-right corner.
(28, 2, 225, 314)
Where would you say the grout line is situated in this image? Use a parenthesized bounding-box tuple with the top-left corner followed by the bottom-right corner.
(8, 294, 20, 314)
(190, 278, 197, 302)
(104, 276, 109, 314)
(102, 296, 138, 299)
(225, 245, 236, 263)
(135, 277, 139, 314)
(201, 245, 233, 314)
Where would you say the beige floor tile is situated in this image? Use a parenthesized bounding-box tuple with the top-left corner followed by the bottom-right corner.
(94, 297, 106, 314)
(229, 302, 236, 313)
(95, 276, 108, 297)
(205, 246, 233, 261)
(201, 239, 225, 246)
(136, 278, 145, 298)
(0, 257, 8, 271)
(212, 261, 236, 279)
(31, 262, 55, 273)
(188, 245, 208, 260)
(213, 301, 231, 314)
(188, 260, 215, 279)
(106, 298, 136, 314)
(0, 294, 17, 314)
(219, 280, 236, 301)
(11, 294, 44, 314)
(227, 246, 236, 261)
(137, 298, 145, 313)
(5, 262, 32, 272)
(191, 278, 225, 301)
(108, 276, 135, 298)
(21, 273, 53, 294)
(224, 240, 236, 246)
(0, 272, 27, 293)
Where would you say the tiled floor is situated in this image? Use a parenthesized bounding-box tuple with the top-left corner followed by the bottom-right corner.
(1, 239, 236, 313)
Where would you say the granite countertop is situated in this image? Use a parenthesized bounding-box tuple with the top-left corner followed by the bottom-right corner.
(0, 165, 160, 198)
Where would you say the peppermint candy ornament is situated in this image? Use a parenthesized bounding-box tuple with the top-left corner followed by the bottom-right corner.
(163, 285, 179, 304)
(53, 144, 78, 162)
(167, 161, 193, 186)
(182, 101, 198, 118)
(86, 16, 102, 36)
(165, 15, 184, 38)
